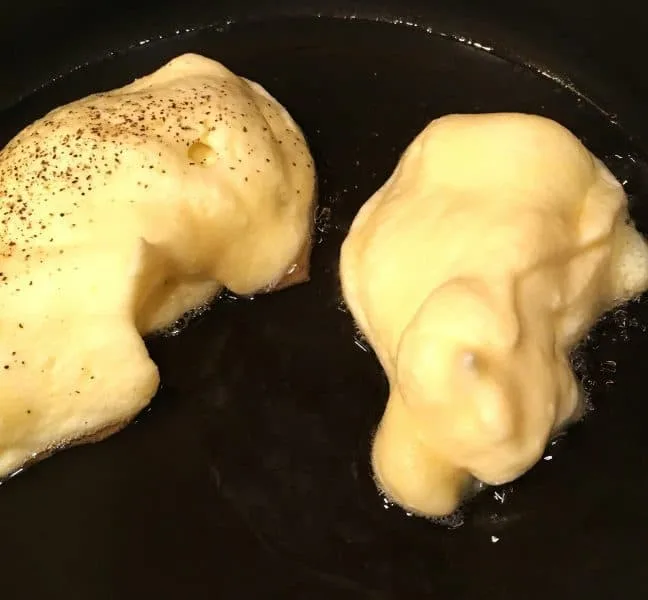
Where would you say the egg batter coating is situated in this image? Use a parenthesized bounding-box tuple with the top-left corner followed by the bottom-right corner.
(340, 113, 648, 516)
(0, 54, 316, 477)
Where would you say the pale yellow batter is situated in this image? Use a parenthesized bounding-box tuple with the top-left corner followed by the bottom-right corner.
(340, 113, 648, 517)
(0, 53, 316, 477)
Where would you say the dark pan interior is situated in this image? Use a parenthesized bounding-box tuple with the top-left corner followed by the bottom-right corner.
(2, 6, 648, 600)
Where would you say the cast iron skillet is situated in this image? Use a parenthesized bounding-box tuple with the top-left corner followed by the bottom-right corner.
(1, 1, 648, 598)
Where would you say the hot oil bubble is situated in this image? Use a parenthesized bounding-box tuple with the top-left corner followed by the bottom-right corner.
(596, 304, 646, 344)
(380, 494, 466, 530)
(381, 495, 394, 511)
(601, 359, 617, 387)
(567, 296, 648, 418)
(314, 206, 332, 244)
(493, 489, 507, 504)
(604, 152, 639, 190)
(336, 297, 350, 314)
(157, 289, 257, 337)
(220, 289, 253, 304)
(157, 302, 213, 337)
(603, 151, 648, 201)
(570, 347, 596, 415)
(427, 510, 465, 530)
(353, 330, 370, 353)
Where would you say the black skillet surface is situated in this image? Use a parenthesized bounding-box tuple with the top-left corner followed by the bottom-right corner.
(2, 4, 648, 599)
